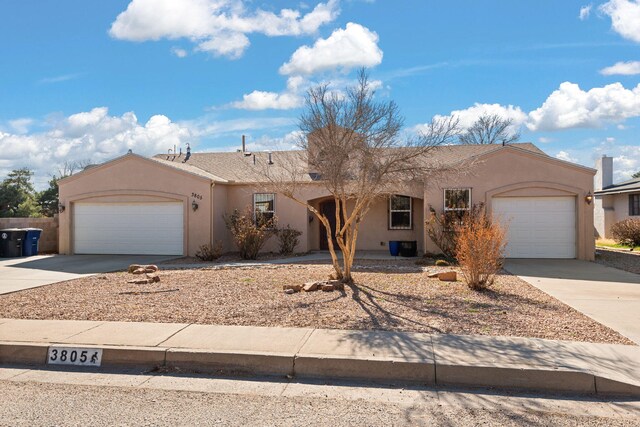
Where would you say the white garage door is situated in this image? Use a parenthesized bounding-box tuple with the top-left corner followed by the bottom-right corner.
(74, 202, 184, 255)
(492, 197, 576, 259)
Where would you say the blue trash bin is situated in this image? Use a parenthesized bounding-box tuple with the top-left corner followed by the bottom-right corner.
(22, 228, 43, 256)
(389, 241, 401, 256)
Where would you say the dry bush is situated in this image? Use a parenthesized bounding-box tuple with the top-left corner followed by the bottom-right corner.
(425, 207, 457, 259)
(195, 241, 223, 261)
(455, 210, 507, 291)
(277, 225, 302, 255)
(611, 218, 640, 249)
(224, 207, 277, 260)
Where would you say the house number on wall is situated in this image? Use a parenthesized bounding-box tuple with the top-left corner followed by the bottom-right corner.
(191, 193, 203, 200)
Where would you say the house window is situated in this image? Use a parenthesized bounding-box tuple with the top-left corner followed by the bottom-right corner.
(253, 193, 275, 226)
(389, 195, 412, 229)
(630, 194, 640, 216)
(443, 188, 471, 224)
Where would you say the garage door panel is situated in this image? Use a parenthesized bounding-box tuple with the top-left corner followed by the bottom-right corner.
(492, 197, 576, 259)
(74, 202, 184, 255)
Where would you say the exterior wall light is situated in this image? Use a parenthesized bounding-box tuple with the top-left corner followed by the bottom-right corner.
(192, 200, 199, 211)
(58, 203, 66, 213)
(585, 192, 593, 205)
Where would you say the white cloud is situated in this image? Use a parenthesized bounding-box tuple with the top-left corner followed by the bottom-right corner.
(0, 107, 191, 188)
(38, 73, 81, 84)
(599, 0, 640, 43)
(231, 76, 306, 110)
(171, 47, 188, 58)
(527, 82, 640, 131)
(538, 137, 554, 143)
(600, 60, 640, 75)
(555, 150, 578, 163)
(579, 4, 592, 20)
(279, 22, 383, 75)
(7, 118, 34, 134)
(592, 138, 640, 181)
(230, 130, 303, 152)
(423, 103, 527, 136)
(109, 0, 340, 59)
(232, 91, 302, 110)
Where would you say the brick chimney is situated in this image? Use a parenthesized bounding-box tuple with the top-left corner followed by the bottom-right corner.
(595, 155, 613, 191)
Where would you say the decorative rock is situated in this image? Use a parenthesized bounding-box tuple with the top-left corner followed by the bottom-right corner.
(327, 280, 345, 291)
(147, 273, 161, 283)
(145, 265, 159, 272)
(426, 272, 440, 278)
(283, 284, 303, 292)
(320, 283, 335, 292)
(132, 268, 147, 275)
(303, 282, 319, 292)
(438, 271, 457, 282)
(128, 264, 143, 273)
(284, 288, 295, 295)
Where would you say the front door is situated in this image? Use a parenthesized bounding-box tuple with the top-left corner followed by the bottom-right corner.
(319, 200, 340, 250)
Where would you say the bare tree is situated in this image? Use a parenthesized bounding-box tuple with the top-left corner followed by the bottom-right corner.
(56, 159, 92, 178)
(259, 69, 459, 283)
(458, 113, 520, 145)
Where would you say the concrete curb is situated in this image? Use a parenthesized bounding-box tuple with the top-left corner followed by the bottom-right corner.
(1, 341, 639, 397)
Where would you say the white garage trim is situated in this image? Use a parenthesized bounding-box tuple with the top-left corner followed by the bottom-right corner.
(73, 202, 184, 255)
(492, 196, 576, 259)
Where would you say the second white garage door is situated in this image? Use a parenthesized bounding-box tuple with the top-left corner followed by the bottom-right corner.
(74, 202, 184, 255)
(492, 197, 576, 259)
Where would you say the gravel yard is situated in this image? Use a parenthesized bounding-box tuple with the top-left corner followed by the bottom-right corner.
(595, 247, 640, 275)
(0, 260, 632, 344)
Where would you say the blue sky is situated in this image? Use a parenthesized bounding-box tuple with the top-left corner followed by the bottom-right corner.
(1, 0, 639, 188)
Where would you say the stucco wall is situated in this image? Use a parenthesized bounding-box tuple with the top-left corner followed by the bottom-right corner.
(58, 155, 213, 256)
(0, 217, 59, 253)
(423, 148, 595, 260)
(597, 192, 640, 238)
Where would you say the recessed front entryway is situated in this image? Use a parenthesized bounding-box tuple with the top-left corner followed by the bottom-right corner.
(73, 202, 184, 255)
(492, 196, 576, 258)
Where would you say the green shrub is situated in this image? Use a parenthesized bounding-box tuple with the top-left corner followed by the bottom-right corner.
(611, 218, 640, 249)
(277, 225, 302, 255)
(435, 259, 450, 267)
(195, 241, 223, 261)
(224, 207, 276, 260)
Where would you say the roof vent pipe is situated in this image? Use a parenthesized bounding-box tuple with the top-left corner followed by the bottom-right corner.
(268, 152, 273, 165)
(179, 147, 182, 157)
(253, 154, 256, 165)
(183, 143, 191, 163)
(242, 135, 246, 153)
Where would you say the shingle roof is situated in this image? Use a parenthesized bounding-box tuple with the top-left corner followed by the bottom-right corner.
(153, 143, 548, 184)
(595, 177, 640, 195)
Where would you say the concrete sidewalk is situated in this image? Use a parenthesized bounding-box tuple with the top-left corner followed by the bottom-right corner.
(0, 319, 638, 396)
(505, 259, 640, 345)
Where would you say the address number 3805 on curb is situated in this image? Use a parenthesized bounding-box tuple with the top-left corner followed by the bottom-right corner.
(47, 347, 103, 367)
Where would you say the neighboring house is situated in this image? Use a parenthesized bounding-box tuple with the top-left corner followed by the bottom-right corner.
(58, 142, 596, 260)
(594, 155, 640, 239)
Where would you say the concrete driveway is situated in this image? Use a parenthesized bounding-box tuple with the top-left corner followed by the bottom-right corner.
(505, 259, 640, 345)
(0, 255, 177, 295)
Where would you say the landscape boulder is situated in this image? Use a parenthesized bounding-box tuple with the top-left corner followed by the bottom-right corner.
(283, 284, 303, 292)
(437, 271, 457, 282)
(303, 282, 318, 292)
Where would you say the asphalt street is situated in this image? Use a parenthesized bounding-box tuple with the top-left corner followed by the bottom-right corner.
(0, 367, 638, 426)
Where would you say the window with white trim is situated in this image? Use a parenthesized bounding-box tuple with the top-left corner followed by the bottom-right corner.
(443, 188, 471, 225)
(253, 193, 275, 226)
(389, 195, 412, 229)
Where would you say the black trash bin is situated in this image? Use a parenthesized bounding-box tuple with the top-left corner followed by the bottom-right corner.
(0, 228, 27, 258)
(399, 240, 417, 257)
(22, 228, 43, 256)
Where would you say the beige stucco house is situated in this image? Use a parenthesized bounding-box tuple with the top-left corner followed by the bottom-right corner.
(58, 142, 596, 260)
(594, 155, 640, 238)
